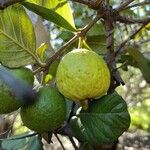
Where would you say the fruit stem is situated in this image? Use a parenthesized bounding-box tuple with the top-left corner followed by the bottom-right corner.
(67, 102, 76, 122)
(80, 99, 89, 110)
(41, 72, 47, 85)
(78, 37, 83, 48)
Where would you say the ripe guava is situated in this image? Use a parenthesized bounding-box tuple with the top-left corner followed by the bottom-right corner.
(56, 49, 110, 101)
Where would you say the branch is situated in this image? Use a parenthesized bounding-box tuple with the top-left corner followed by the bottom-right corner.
(54, 134, 66, 150)
(67, 102, 76, 123)
(71, 0, 103, 9)
(115, 24, 147, 56)
(116, 15, 150, 24)
(68, 136, 79, 150)
(45, 35, 78, 67)
(103, 1, 124, 89)
(123, 0, 150, 10)
(56, 122, 73, 137)
(72, 0, 91, 6)
(0, 0, 24, 9)
(116, 0, 135, 12)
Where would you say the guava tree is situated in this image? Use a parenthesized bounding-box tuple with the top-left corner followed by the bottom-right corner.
(0, 0, 149, 149)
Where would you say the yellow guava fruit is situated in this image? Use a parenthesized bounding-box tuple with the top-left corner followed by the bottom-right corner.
(56, 49, 110, 101)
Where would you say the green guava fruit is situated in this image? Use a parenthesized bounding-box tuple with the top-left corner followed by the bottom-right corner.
(20, 87, 66, 133)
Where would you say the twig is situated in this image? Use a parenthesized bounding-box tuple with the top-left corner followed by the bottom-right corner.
(116, 15, 150, 24)
(116, 0, 135, 12)
(68, 136, 79, 150)
(71, 0, 91, 6)
(103, 1, 124, 88)
(47, 131, 53, 143)
(33, 67, 43, 75)
(45, 35, 78, 68)
(113, 61, 127, 72)
(0, 0, 24, 9)
(67, 102, 76, 123)
(123, 0, 150, 10)
(55, 125, 79, 150)
(54, 133, 66, 150)
(56, 122, 73, 137)
(71, 0, 102, 9)
(115, 24, 147, 56)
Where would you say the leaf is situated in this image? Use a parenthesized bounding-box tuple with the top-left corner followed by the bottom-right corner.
(1, 138, 27, 150)
(71, 92, 130, 144)
(36, 42, 49, 60)
(22, 2, 76, 32)
(34, 16, 54, 59)
(0, 4, 37, 68)
(127, 47, 150, 83)
(121, 9, 137, 17)
(48, 59, 60, 77)
(12, 114, 29, 135)
(25, 135, 43, 150)
(87, 23, 105, 36)
(134, 23, 150, 40)
(26, 0, 75, 29)
(118, 54, 138, 71)
(42, 0, 75, 29)
(86, 35, 107, 55)
(1, 134, 43, 150)
(44, 74, 53, 83)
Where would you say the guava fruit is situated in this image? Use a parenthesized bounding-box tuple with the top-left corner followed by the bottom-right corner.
(0, 67, 34, 114)
(20, 87, 66, 133)
(56, 49, 110, 101)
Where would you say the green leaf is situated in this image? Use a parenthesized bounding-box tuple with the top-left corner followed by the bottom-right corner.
(127, 47, 150, 83)
(42, 0, 75, 29)
(86, 35, 107, 55)
(118, 54, 138, 71)
(26, 0, 75, 29)
(121, 9, 137, 17)
(36, 42, 49, 60)
(48, 59, 60, 77)
(87, 23, 105, 36)
(134, 23, 150, 40)
(71, 92, 130, 144)
(0, 4, 37, 68)
(12, 114, 29, 135)
(1, 134, 43, 150)
(22, 2, 76, 32)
